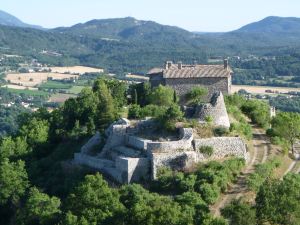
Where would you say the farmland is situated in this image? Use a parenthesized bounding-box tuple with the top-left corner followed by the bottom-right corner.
(232, 85, 300, 95)
(4, 72, 78, 87)
(49, 66, 104, 75)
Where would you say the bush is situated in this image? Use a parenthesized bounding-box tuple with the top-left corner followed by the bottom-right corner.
(148, 85, 174, 106)
(214, 127, 229, 136)
(185, 87, 208, 105)
(128, 104, 142, 119)
(199, 146, 214, 157)
(158, 104, 183, 131)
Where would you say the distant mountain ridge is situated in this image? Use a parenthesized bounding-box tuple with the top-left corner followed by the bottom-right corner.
(0, 10, 43, 29)
(235, 16, 300, 33)
(53, 17, 193, 41)
(2, 11, 300, 73)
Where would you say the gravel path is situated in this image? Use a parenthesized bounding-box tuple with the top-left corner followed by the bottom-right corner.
(211, 127, 269, 217)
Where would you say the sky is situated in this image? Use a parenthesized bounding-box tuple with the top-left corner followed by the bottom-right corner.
(1, 0, 300, 32)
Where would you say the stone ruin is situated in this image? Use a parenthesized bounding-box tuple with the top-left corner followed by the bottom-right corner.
(194, 91, 230, 128)
(74, 116, 249, 184)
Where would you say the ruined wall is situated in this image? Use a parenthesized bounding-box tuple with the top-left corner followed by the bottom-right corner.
(116, 157, 150, 183)
(74, 153, 114, 170)
(80, 132, 102, 154)
(194, 137, 248, 161)
(146, 128, 193, 153)
(164, 77, 229, 100)
(151, 151, 198, 179)
(194, 92, 230, 128)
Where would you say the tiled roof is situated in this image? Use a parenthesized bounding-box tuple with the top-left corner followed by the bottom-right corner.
(148, 64, 232, 78)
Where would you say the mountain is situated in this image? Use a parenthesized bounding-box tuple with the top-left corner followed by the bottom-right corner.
(0, 10, 43, 29)
(235, 16, 300, 33)
(2, 15, 300, 74)
(53, 17, 193, 41)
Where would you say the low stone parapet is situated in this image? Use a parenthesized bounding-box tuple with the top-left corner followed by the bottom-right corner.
(147, 128, 193, 153)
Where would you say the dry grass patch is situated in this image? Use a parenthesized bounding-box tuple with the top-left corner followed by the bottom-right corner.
(5, 72, 78, 87)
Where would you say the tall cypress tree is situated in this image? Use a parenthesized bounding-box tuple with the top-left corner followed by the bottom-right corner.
(94, 80, 116, 131)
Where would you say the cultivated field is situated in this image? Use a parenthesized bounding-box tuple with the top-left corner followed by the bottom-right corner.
(49, 66, 104, 75)
(125, 74, 149, 80)
(5, 72, 78, 87)
(232, 85, 300, 94)
(1, 84, 38, 90)
(48, 93, 77, 103)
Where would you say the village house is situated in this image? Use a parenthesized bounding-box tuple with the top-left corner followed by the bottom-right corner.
(147, 60, 233, 100)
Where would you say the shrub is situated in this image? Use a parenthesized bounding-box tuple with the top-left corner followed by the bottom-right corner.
(199, 146, 214, 157)
(158, 104, 183, 131)
(128, 104, 142, 119)
(148, 85, 174, 106)
(214, 127, 229, 136)
(185, 87, 208, 105)
(141, 104, 167, 118)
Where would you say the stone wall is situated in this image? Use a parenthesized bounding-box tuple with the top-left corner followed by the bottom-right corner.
(74, 153, 114, 170)
(194, 92, 230, 128)
(194, 137, 248, 161)
(151, 151, 198, 179)
(116, 157, 150, 183)
(164, 77, 229, 100)
(126, 135, 150, 151)
(80, 132, 102, 154)
(146, 128, 193, 153)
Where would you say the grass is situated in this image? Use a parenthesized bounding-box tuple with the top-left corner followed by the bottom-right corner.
(39, 81, 72, 89)
(0, 87, 49, 96)
(67, 86, 86, 94)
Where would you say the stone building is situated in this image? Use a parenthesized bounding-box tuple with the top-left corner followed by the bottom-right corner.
(147, 60, 233, 100)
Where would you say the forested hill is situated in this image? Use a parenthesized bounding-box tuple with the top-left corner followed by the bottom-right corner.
(53, 17, 193, 41)
(2, 15, 300, 73)
(235, 16, 300, 33)
(0, 10, 43, 29)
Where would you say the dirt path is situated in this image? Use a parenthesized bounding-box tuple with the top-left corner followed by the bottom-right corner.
(211, 127, 270, 216)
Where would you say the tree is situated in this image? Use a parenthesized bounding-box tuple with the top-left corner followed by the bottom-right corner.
(271, 112, 300, 154)
(148, 85, 174, 106)
(255, 174, 300, 225)
(93, 80, 117, 130)
(20, 118, 49, 146)
(119, 184, 190, 225)
(0, 136, 29, 160)
(185, 87, 208, 105)
(66, 173, 124, 225)
(0, 159, 29, 205)
(16, 187, 61, 225)
(221, 199, 256, 225)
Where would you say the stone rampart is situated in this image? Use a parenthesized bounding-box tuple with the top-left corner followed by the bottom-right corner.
(194, 137, 248, 161)
(146, 128, 193, 153)
(74, 153, 114, 169)
(80, 131, 102, 154)
(126, 135, 150, 151)
(194, 92, 230, 128)
(151, 151, 198, 179)
(116, 157, 150, 183)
